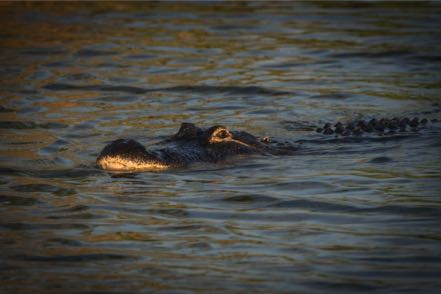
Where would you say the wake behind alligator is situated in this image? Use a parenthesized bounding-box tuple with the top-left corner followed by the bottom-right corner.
(97, 117, 438, 172)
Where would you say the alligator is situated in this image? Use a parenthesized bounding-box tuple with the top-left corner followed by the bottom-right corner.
(96, 122, 300, 171)
(97, 117, 438, 172)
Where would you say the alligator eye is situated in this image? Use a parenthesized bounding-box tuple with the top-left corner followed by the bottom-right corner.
(206, 126, 231, 143)
(217, 130, 229, 139)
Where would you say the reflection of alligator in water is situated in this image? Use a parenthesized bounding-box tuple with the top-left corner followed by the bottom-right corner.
(97, 118, 438, 171)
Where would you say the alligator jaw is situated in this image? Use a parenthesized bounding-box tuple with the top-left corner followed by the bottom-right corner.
(96, 155, 170, 171)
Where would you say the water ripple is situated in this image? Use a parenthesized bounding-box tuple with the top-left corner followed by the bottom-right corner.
(2, 2, 441, 293)
(43, 83, 293, 96)
(14, 253, 130, 262)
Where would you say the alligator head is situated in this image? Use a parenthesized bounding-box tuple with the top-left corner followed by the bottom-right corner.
(96, 122, 297, 171)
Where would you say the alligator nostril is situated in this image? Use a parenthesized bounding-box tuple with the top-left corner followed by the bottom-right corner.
(261, 136, 271, 143)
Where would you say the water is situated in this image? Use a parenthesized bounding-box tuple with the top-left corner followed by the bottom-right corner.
(1, 2, 441, 293)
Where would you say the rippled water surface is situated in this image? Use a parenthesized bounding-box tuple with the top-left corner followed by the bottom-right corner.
(1, 2, 441, 293)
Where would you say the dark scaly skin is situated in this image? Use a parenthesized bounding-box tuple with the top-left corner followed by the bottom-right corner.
(97, 117, 438, 171)
(316, 117, 436, 136)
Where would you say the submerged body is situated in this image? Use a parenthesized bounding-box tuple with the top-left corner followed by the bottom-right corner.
(96, 123, 297, 171)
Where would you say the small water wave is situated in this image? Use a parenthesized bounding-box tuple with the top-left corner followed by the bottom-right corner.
(14, 253, 130, 262)
(10, 184, 76, 197)
(303, 280, 382, 293)
(223, 194, 279, 203)
(268, 181, 337, 193)
(330, 49, 413, 59)
(355, 205, 441, 218)
(267, 199, 358, 212)
(47, 212, 104, 220)
(20, 48, 66, 56)
(0, 106, 15, 113)
(43, 83, 148, 94)
(309, 93, 350, 100)
(39, 139, 69, 154)
(57, 204, 90, 213)
(0, 195, 38, 206)
(154, 224, 226, 236)
(178, 208, 363, 224)
(409, 54, 441, 63)
(368, 156, 393, 163)
(44, 204, 110, 220)
(0, 222, 89, 231)
(76, 48, 118, 57)
(0, 166, 101, 179)
(160, 85, 292, 95)
(0, 167, 23, 176)
(10, 183, 61, 192)
(0, 121, 67, 129)
(45, 238, 82, 247)
(43, 83, 293, 96)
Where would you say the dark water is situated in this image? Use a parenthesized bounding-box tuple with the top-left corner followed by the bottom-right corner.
(1, 2, 441, 293)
